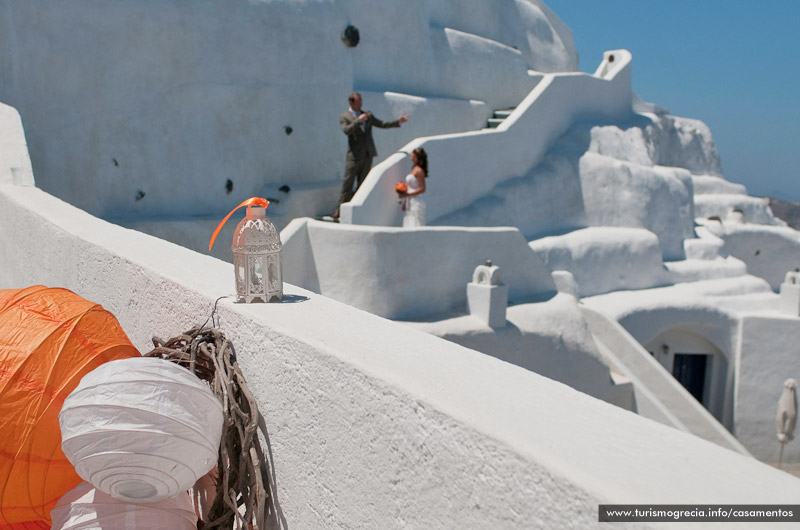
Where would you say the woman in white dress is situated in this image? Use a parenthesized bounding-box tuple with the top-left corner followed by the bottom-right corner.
(399, 147, 428, 227)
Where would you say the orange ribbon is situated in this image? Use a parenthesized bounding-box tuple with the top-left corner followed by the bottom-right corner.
(208, 197, 269, 251)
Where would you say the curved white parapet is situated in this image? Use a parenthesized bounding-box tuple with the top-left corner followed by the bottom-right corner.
(7, 184, 800, 529)
(340, 50, 633, 227)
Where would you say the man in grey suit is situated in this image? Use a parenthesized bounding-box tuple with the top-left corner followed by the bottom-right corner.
(333, 92, 408, 218)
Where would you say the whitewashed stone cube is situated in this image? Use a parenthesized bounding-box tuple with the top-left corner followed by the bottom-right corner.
(467, 261, 508, 328)
(779, 270, 800, 316)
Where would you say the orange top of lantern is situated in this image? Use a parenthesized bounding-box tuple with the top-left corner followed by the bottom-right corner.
(0, 286, 140, 526)
(209, 197, 269, 251)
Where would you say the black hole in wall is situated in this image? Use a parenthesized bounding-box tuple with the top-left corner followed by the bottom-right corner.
(341, 25, 360, 47)
(113, 158, 119, 167)
(279, 185, 291, 193)
(266, 196, 280, 204)
(755, 249, 761, 256)
(284, 126, 293, 135)
(135, 190, 145, 201)
(225, 179, 233, 194)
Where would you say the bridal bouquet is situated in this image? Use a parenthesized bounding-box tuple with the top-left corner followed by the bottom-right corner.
(395, 181, 407, 204)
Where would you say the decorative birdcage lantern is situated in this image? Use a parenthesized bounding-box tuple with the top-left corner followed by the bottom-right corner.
(232, 206, 282, 303)
(209, 197, 283, 303)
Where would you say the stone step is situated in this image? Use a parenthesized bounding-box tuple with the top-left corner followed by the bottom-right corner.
(484, 108, 515, 129)
(684, 226, 726, 260)
(684, 238, 725, 260)
(664, 257, 747, 283)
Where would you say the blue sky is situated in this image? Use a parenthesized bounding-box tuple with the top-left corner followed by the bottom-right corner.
(544, 0, 800, 201)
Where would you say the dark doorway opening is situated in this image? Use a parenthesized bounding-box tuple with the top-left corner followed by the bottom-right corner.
(673, 354, 708, 403)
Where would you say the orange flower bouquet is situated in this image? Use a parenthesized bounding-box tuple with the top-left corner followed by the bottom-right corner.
(395, 181, 407, 207)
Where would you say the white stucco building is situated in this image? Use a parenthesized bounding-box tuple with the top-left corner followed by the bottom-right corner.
(2, 1, 800, 527)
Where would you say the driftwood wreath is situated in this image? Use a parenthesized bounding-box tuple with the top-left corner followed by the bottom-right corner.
(145, 326, 271, 529)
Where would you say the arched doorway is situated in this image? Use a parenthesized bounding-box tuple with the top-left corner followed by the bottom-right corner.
(645, 329, 731, 427)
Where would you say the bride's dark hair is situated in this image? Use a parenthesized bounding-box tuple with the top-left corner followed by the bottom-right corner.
(412, 147, 428, 176)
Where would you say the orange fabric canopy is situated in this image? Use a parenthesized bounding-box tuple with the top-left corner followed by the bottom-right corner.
(0, 286, 140, 526)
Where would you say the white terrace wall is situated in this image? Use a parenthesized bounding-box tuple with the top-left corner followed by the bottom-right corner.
(0, 0, 576, 222)
(281, 217, 556, 320)
(4, 183, 800, 529)
(340, 50, 633, 226)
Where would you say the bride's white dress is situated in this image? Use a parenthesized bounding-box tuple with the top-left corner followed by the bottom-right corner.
(402, 173, 426, 228)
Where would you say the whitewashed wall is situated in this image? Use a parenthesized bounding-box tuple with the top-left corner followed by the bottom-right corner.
(0, 0, 576, 223)
(3, 181, 800, 529)
(281, 217, 556, 319)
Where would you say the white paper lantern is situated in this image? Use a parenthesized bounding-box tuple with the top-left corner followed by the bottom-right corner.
(51, 481, 197, 530)
(59, 357, 224, 503)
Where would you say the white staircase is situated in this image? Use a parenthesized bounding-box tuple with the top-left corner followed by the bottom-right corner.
(485, 108, 514, 129)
